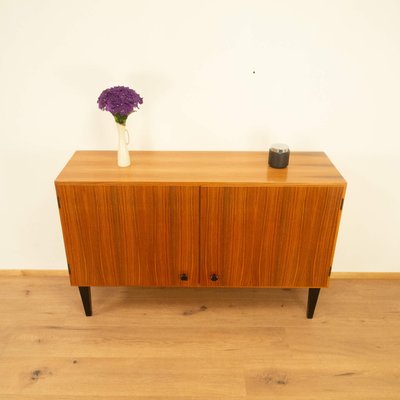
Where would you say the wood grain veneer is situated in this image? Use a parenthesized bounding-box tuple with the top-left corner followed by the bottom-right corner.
(56, 185, 199, 286)
(55, 151, 346, 297)
(4, 271, 400, 279)
(200, 186, 345, 288)
(55, 151, 345, 186)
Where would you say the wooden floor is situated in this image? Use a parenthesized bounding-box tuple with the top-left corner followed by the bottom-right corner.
(0, 276, 399, 399)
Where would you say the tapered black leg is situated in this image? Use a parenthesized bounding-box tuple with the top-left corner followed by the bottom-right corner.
(307, 288, 320, 319)
(78, 286, 92, 316)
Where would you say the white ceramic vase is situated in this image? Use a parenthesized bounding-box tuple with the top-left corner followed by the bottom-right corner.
(116, 123, 131, 167)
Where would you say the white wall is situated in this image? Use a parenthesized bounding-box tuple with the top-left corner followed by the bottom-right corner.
(0, 0, 399, 271)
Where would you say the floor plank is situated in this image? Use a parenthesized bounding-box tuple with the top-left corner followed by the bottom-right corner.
(0, 276, 399, 399)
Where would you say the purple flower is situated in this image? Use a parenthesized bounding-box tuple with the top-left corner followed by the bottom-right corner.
(98, 85, 143, 125)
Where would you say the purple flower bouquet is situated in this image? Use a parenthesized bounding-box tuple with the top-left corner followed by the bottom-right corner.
(97, 86, 143, 167)
(98, 85, 143, 125)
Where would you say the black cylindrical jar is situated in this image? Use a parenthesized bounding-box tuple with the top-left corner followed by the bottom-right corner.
(268, 144, 290, 169)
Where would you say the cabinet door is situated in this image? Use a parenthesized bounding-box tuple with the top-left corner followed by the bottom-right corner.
(57, 185, 199, 286)
(200, 186, 344, 288)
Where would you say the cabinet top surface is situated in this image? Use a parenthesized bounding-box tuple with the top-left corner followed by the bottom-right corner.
(55, 151, 346, 186)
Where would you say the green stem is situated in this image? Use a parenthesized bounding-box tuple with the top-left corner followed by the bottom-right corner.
(114, 114, 128, 125)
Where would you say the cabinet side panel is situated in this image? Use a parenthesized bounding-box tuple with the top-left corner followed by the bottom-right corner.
(326, 184, 347, 287)
(56, 185, 199, 286)
(200, 186, 344, 287)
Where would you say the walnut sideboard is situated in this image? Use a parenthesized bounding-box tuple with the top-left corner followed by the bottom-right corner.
(55, 151, 346, 318)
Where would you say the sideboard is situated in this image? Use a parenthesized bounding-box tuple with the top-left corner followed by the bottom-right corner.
(55, 151, 346, 318)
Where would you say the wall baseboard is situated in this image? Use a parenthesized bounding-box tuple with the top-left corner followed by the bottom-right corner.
(331, 272, 400, 279)
(0, 270, 68, 276)
(0, 270, 399, 279)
